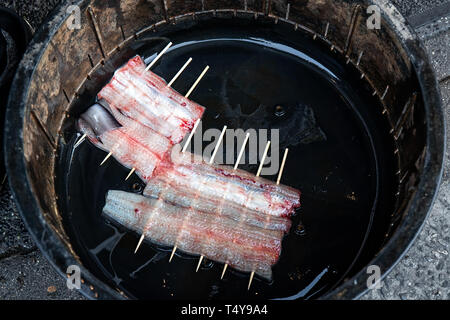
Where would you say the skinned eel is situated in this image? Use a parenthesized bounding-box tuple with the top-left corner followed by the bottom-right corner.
(79, 104, 299, 230)
(144, 149, 301, 221)
(97, 55, 205, 144)
(103, 190, 284, 280)
(78, 103, 172, 181)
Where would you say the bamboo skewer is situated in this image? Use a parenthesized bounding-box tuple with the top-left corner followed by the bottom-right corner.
(247, 141, 271, 290)
(125, 168, 135, 181)
(220, 263, 228, 280)
(256, 141, 271, 177)
(194, 125, 227, 272)
(196, 256, 204, 272)
(234, 133, 250, 171)
(247, 147, 289, 291)
(277, 148, 289, 185)
(220, 132, 250, 279)
(134, 230, 146, 255)
(208, 126, 227, 165)
(74, 133, 87, 148)
(248, 272, 255, 291)
(168, 57, 192, 87)
(100, 155, 112, 168)
(169, 244, 177, 262)
(185, 66, 209, 99)
(182, 118, 201, 153)
(145, 42, 172, 71)
(100, 150, 113, 166)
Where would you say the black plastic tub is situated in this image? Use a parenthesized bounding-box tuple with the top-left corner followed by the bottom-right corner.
(4, 0, 445, 299)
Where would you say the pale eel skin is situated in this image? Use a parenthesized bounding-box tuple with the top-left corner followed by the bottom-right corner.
(103, 190, 286, 280)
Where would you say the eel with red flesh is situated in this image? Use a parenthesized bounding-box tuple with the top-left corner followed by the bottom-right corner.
(97, 55, 205, 144)
(145, 180, 292, 232)
(78, 104, 172, 182)
(144, 149, 301, 219)
(103, 190, 284, 280)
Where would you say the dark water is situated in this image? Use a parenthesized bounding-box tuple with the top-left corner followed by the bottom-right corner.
(57, 20, 397, 299)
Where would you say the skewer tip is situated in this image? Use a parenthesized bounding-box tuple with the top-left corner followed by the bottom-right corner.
(209, 125, 227, 164)
(256, 141, 271, 177)
(276, 148, 289, 185)
(233, 133, 250, 170)
(74, 133, 87, 148)
(100, 151, 112, 166)
(248, 271, 255, 290)
(134, 234, 145, 254)
(196, 255, 204, 272)
(220, 264, 228, 279)
(185, 65, 210, 98)
(125, 168, 136, 181)
(145, 41, 173, 71)
(181, 118, 201, 153)
(169, 246, 177, 263)
(168, 57, 193, 87)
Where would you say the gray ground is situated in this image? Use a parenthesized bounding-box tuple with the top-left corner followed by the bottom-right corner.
(362, 9, 450, 300)
(392, 0, 449, 20)
(0, 0, 448, 300)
